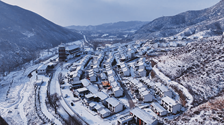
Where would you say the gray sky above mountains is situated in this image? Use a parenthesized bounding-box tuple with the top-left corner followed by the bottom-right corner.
(2, 0, 220, 26)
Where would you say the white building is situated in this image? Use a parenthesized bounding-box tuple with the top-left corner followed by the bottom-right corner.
(130, 107, 158, 125)
(139, 90, 153, 102)
(120, 63, 130, 77)
(95, 91, 108, 105)
(101, 73, 107, 81)
(37, 64, 48, 74)
(139, 68, 147, 77)
(110, 81, 124, 97)
(151, 102, 168, 116)
(99, 108, 111, 118)
(106, 97, 123, 113)
(86, 85, 99, 94)
(140, 78, 155, 88)
(161, 96, 181, 114)
(154, 83, 172, 97)
(72, 71, 82, 82)
(76, 88, 89, 97)
(81, 79, 91, 87)
(89, 70, 97, 82)
(95, 103, 105, 112)
(113, 86, 123, 97)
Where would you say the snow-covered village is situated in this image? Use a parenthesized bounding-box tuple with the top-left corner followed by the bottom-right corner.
(1, 0, 224, 125)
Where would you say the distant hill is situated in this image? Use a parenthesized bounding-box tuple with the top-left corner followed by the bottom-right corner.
(66, 21, 148, 32)
(134, 0, 224, 39)
(0, 1, 82, 72)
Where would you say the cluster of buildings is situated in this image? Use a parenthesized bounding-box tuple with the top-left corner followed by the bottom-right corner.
(57, 40, 184, 124)
(72, 79, 124, 118)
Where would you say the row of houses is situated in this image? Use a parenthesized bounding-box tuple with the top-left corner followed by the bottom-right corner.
(140, 77, 172, 98)
(75, 79, 124, 118)
(128, 78, 153, 102)
(105, 62, 124, 98)
(92, 53, 104, 72)
(104, 52, 117, 68)
(69, 55, 92, 85)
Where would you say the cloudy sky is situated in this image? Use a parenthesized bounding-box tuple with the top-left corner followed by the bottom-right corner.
(2, 0, 220, 26)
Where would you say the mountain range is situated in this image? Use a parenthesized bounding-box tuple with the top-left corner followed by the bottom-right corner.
(134, 0, 224, 39)
(0, 1, 82, 73)
(67, 21, 148, 33)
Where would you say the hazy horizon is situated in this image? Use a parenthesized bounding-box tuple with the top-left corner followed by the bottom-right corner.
(2, 0, 220, 26)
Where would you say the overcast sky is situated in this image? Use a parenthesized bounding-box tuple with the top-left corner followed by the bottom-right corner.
(2, 0, 220, 26)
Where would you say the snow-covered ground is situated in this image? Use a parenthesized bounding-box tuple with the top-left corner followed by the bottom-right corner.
(152, 67, 193, 108)
(37, 75, 62, 125)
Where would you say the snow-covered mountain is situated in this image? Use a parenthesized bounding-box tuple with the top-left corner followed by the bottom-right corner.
(67, 21, 148, 33)
(155, 36, 224, 124)
(0, 1, 82, 73)
(134, 0, 224, 39)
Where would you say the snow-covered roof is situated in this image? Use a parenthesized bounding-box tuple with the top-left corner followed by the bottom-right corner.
(118, 114, 133, 123)
(107, 70, 114, 75)
(146, 80, 155, 87)
(141, 90, 150, 96)
(106, 97, 121, 107)
(136, 83, 144, 88)
(85, 93, 95, 99)
(130, 107, 157, 124)
(138, 68, 145, 72)
(95, 103, 104, 111)
(36, 80, 43, 84)
(99, 108, 111, 115)
(86, 85, 99, 94)
(76, 87, 88, 93)
(81, 79, 91, 87)
(47, 62, 57, 67)
(37, 64, 48, 70)
(95, 92, 108, 100)
(108, 76, 116, 82)
(141, 77, 147, 81)
(113, 86, 122, 92)
(110, 81, 119, 87)
(66, 44, 79, 51)
(89, 73, 96, 77)
(101, 73, 107, 79)
(155, 83, 169, 92)
(130, 78, 138, 85)
(122, 67, 129, 72)
(139, 87, 147, 92)
(160, 85, 170, 92)
(151, 102, 167, 113)
(89, 102, 97, 107)
(162, 96, 179, 106)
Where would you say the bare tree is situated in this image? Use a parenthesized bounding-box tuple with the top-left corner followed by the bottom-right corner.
(50, 93, 61, 113)
(58, 72, 64, 84)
